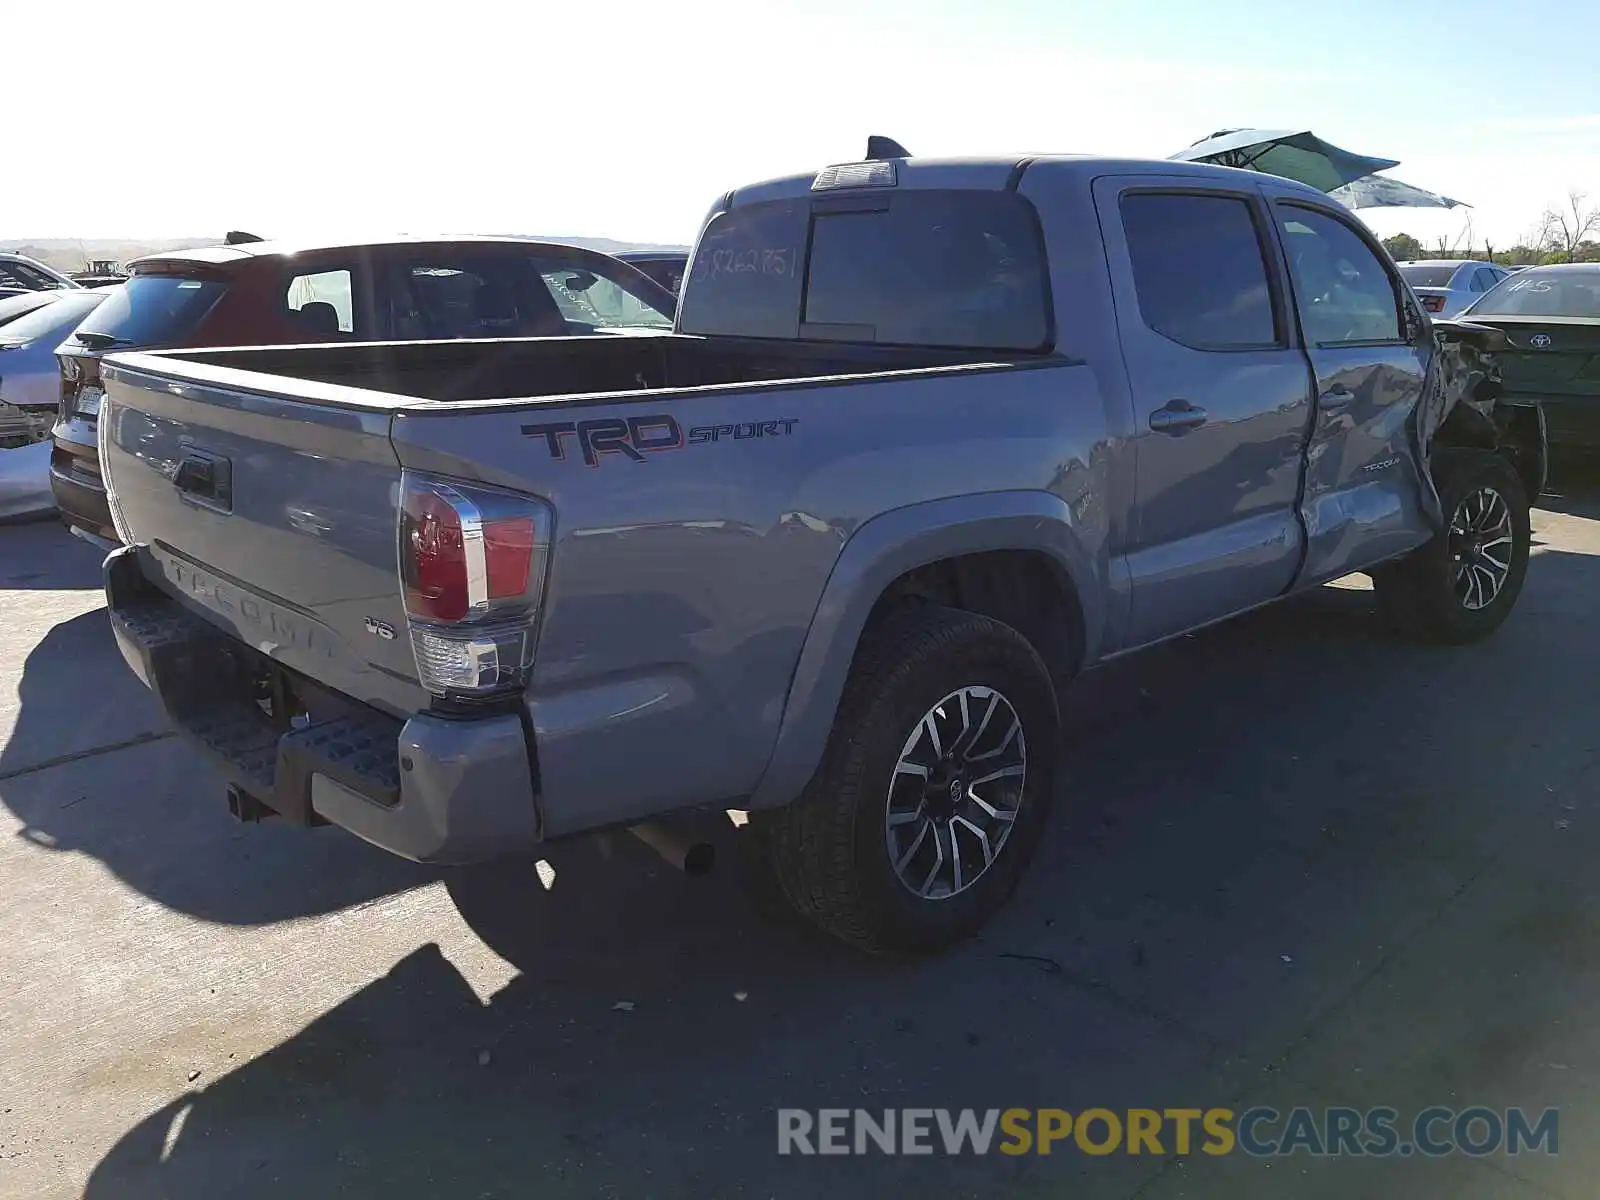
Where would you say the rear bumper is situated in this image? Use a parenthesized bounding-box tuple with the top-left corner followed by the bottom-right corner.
(50, 418, 118, 542)
(104, 544, 540, 865)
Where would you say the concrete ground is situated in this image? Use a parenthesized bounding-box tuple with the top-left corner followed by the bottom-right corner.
(2, 472, 1598, 1200)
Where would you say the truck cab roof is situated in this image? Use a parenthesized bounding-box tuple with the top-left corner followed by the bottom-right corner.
(726, 153, 1333, 208)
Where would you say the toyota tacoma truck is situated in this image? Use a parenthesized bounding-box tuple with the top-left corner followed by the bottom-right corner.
(95, 147, 1542, 955)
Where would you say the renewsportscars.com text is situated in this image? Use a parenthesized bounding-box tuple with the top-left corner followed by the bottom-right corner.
(777, 1106, 1559, 1158)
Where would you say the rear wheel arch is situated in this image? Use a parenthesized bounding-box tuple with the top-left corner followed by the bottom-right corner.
(746, 492, 1101, 811)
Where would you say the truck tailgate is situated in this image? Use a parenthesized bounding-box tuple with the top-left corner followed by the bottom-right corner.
(98, 358, 425, 715)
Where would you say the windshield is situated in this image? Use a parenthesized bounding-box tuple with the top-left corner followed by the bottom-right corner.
(1468, 267, 1600, 319)
(0, 291, 107, 345)
(72, 274, 227, 347)
(1397, 263, 1457, 288)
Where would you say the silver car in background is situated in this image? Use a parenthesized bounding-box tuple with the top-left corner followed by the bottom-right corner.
(0, 289, 110, 520)
(1397, 259, 1511, 318)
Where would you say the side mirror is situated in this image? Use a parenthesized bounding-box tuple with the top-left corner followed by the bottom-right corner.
(562, 271, 598, 294)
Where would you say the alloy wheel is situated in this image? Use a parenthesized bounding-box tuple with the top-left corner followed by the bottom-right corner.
(884, 685, 1028, 900)
(1448, 485, 1514, 611)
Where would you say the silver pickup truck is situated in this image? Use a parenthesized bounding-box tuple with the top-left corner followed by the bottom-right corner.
(96, 148, 1542, 955)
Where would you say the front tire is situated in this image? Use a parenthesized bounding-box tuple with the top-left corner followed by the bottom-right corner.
(759, 606, 1060, 956)
(1374, 448, 1531, 644)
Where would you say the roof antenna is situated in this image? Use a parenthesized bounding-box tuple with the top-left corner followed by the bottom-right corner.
(866, 135, 912, 160)
(223, 230, 265, 245)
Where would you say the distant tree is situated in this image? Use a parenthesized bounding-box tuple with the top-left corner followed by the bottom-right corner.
(1576, 240, 1600, 264)
(1383, 232, 1424, 261)
(1538, 191, 1600, 263)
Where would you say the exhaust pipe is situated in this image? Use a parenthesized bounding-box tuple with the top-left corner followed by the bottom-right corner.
(627, 821, 715, 877)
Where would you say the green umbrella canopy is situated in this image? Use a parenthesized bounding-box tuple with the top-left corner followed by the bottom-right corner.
(1171, 128, 1401, 193)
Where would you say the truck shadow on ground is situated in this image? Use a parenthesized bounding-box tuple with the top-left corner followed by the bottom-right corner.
(0, 609, 435, 927)
(82, 533, 1600, 1200)
(0, 519, 107, 589)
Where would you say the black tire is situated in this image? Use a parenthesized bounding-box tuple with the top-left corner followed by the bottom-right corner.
(757, 605, 1060, 955)
(1373, 448, 1531, 644)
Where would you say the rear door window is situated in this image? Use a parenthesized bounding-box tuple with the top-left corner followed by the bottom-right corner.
(679, 190, 1051, 350)
(72, 275, 228, 347)
(1120, 192, 1279, 349)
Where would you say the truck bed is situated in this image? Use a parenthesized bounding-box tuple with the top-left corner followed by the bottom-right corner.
(163, 333, 1016, 406)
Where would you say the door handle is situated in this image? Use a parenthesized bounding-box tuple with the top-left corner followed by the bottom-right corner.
(173, 451, 232, 509)
(1149, 400, 1209, 435)
(1319, 386, 1356, 411)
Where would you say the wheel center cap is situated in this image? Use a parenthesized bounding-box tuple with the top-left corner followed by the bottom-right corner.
(926, 765, 965, 819)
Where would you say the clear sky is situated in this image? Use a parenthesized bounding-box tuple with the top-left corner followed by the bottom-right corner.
(9, 0, 1598, 249)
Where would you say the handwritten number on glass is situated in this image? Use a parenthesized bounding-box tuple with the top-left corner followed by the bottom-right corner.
(694, 247, 793, 281)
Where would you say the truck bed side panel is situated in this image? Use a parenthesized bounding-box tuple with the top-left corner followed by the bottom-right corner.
(389, 361, 1113, 832)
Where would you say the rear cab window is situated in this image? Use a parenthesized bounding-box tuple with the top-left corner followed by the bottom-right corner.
(678, 189, 1051, 351)
(72, 273, 227, 348)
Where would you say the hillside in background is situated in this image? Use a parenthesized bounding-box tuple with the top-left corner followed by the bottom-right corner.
(2, 235, 689, 274)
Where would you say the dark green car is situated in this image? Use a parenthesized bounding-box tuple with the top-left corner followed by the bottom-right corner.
(1459, 264, 1600, 451)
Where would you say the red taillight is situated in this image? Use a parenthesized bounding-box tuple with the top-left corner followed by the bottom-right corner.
(484, 516, 536, 600)
(402, 483, 545, 622)
(1422, 295, 1446, 313)
(398, 472, 553, 699)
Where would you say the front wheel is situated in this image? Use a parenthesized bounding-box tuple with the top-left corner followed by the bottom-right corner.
(757, 606, 1060, 956)
(1373, 449, 1532, 644)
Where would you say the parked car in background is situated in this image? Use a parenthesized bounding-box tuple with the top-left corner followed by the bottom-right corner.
(1, 290, 110, 521)
(1397, 259, 1511, 317)
(1460, 263, 1600, 452)
(52, 235, 677, 546)
(0, 290, 73, 330)
(616, 249, 690, 294)
(0, 253, 82, 299)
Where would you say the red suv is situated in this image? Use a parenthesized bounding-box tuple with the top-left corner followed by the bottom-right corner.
(51, 235, 677, 546)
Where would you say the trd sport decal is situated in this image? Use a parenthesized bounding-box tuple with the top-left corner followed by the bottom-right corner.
(521, 415, 799, 466)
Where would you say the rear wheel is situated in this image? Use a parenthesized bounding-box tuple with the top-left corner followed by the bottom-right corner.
(759, 606, 1059, 955)
(1374, 449, 1531, 643)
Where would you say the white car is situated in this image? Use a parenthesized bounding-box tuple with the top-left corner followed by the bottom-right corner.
(1397, 259, 1511, 319)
